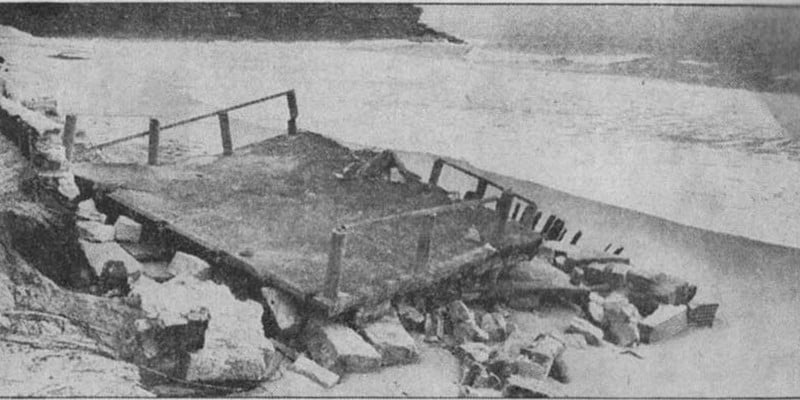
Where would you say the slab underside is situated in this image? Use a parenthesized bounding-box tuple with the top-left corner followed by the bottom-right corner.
(75, 132, 540, 314)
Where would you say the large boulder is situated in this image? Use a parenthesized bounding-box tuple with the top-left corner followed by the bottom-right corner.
(603, 295, 641, 347)
(303, 321, 382, 374)
(360, 312, 419, 366)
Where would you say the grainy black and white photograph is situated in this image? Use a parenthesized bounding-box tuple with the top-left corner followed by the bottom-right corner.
(0, 1, 798, 397)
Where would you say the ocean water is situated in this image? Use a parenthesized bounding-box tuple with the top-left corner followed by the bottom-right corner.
(3, 18, 800, 249)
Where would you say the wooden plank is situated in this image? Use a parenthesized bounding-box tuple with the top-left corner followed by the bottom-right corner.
(287, 90, 298, 135)
(428, 159, 445, 186)
(147, 118, 160, 165)
(62, 114, 77, 161)
(475, 178, 489, 199)
(324, 229, 346, 302)
(493, 189, 514, 240)
(218, 112, 233, 156)
(414, 213, 437, 273)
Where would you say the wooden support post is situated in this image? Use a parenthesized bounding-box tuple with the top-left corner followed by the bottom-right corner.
(604, 243, 613, 252)
(218, 112, 233, 156)
(428, 159, 445, 186)
(511, 203, 522, 220)
(414, 213, 437, 273)
(286, 90, 298, 135)
(570, 231, 582, 245)
(147, 118, 160, 166)
(324, 228, 346, 303)
(475, 179, 489, 199)
(520, 204, 538, 230)
(530, 211, 542, 231)
(541, 215, 556, 236)
(493, 189, 514, 240)
(547, 219, 564, 240)
(62, 114, 77, 161)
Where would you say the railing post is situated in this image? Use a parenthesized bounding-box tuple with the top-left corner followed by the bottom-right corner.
(218, 112, 233, 156)
(520, 204, 538, 230)
(147, 118, 160, 166)
(475, 179, 488, 199)
(429, 159, 445, 186)
(324, 228, 346, 303)
(286, 90, 298, 136)
(414, 213, 437, 273)
(493, 189, 514, 240)
(62, 114, 77, 161)
(541, 215, 556, 235)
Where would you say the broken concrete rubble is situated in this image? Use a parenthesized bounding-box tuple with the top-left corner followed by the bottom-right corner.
(303, 321, 382, 374)
(603, 295, 641, 347)
(261, 286, 301, 335)
(565, 316, 604, 346)
(360, 311, 419, 366)
(539, 240, 630, 272)
(114, 215, 142, 243)
(288, 355, 341, 389)
(503, 374, 567, 398)
(76, 199, 106, 223)
(166, 251, 210, 281)
(480, 312, 508, 342)
(76, 220, 114, 242)
(638, 304, 689, 343)
(456, 342, 492, 364)
(79, 240, 143, 278)
(396, 302, 425, 332)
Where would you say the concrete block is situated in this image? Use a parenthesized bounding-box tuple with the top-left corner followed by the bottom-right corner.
(361, 313, 419, 366)
(79, 240, 143, 277)
(503, 375, 567, 398)
(288, 355, 340, 389)
(456, 342, 492, 364)
(261, 286, 301, 334)
(114, 215, 142, 243)
(304, 322, 382, 374)
(603, 296, 641, 347)
(565, 317, 604, 346)
(76, 199, 106, 223)
(167, 251, 210, 280)
(76, 220, 114, 243)
(396, 303, 425, 332)
(639, 304, 689, 343)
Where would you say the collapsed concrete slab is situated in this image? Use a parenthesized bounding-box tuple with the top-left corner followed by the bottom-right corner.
(303, 321, 382, 374)
(76, 220, 115, 243)
(360, 312, 419, 366)
(76, 199, 106, 223)
(166, 251, 210, 281)
(79, 240, 143, 278)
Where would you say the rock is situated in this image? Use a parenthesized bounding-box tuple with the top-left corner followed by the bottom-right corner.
(76, 220, 115, 242)
(396, 302, 425, 332)
(141, 261, 174, 282)
(288, 355, 340, 389)
(464, 226, 482, 243)
(548, 355, 570, 383)
(185, 341, 271, 383)
(79, 240, 143, 277)
(361, 312, 419, 366)
(565, 317, 604, 346)
(561, 333, 588, 349)
(503, 375, 567, 398)
(76, 199, 106, 223)
(261, 286, 301, 335)
(627, 268, 697, 305)
(687, 302, 719, 327)
(603, 296, 641, 347)
(354, 299, 394, 327)
(35, 170, 80, 200)
(453, 320, 490, 343)
(166, 251, 210, 280)
(114, 215, 142, 243)
(587, 292, 605, 324)
(638, 304, 688, 343)
(99, 260, 129, 294)
(480, 312, 507, 341)
(511, 355, 548, 379)
(520, 334, 566, 379)
(303, 321, 382, 374)
(448, 300, 474, 323)
(456, 342, 492, 364)
(569, 267, 584, 286)
(118, 242, 170, 262)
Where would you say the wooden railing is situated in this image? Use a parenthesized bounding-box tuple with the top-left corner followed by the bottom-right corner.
(68, 89, 299, 164)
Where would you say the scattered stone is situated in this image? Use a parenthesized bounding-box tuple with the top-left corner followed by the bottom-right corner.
(561, 333, 588, 349)
(288, 355, 340, 389)
(166, 251, 210, 280)
(79, 240, 143, 277)
(118, 241, 170, 262)
(99, 260, 129, 295)
(587, 292, 605, 324)
(540, 240, 629, 273)
(638, 304, 688, 344)
(584, 262, 608, 285)
(687, 302, 719, 327)
(448, 300, 474, 323)
(456, 342, 492, 364)
(454, 320, 490, 343)
(565, 317, 604, 346)
(464, 226, 482, 243)
(141, 261, 174, 282)
(76, 199, 106, 223)
(627, 268, 697, 305)
(480, 312, 508, 341)
(423, 313, 438, 343)
(511, 355, 547, 379)
(261, 286, 301, 335)
(114, 215, 142, 243)
(354, 299, 394, 327)
(238, 248, 254, 258)
(503, 375, 567, 398)
(521, 334, 566, 379)
(508, 294, 541, 311)
(505, 257, 573, 289)
(396, 302, 425, 332)
(603, 296, 641, 347)
(549, 354, 570, 383)
(76, 220, 114, 242)
(605, 263, 632, 288)
(184, 341, 272, 383)
(361, 312, 419, 366)
(303, 321, 382, 374)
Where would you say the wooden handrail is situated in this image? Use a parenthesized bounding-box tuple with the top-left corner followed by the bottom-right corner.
(89, 90, 295, 150)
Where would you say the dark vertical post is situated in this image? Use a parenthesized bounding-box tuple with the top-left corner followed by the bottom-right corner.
(511, 203, 522, 220)
(493, 189, 514, 240)
(428, 159, 445, 186)
(520, 204, 538, 229)
(414, 213, 437, 273)
(147, 118, 160, 166)
(541, 215, 556, 235)
(530, 211, 542, 231)
(218, 112, 233, 156)
(570, 231, 582, 245)
(286, 90, 298, 136)
(62, 114, 77, 161)
(324, 228, 346, 302)
(558, 228, 567, 241)
(475, 179, 489, 199)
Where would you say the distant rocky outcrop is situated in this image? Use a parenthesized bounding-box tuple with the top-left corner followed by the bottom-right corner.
(0, 3, 463, 43)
